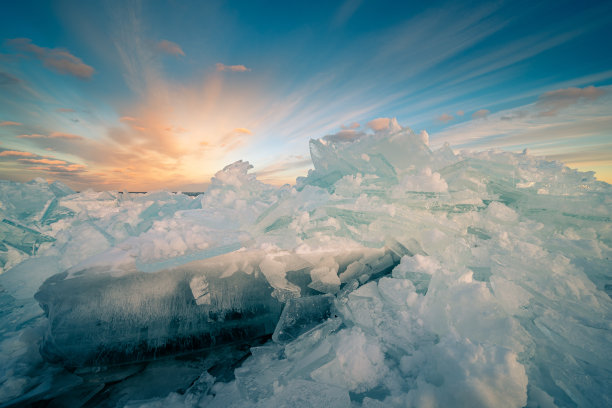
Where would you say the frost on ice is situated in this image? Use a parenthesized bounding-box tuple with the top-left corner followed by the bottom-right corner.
(0, 120, 611, 407)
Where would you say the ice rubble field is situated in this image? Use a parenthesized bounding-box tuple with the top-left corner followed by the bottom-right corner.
(1, 121, 611, 407)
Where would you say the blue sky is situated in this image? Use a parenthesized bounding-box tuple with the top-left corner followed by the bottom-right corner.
(0, 0, 611, 190)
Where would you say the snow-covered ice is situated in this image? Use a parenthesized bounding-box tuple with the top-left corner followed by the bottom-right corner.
(0, 121, 610, 407)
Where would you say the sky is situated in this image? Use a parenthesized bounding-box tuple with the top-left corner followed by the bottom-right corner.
(0, 0, 611, 191)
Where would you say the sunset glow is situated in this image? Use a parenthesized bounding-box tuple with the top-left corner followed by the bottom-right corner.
(1, 0, 611, 190)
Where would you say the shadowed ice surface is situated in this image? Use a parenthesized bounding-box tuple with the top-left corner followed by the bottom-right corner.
(0, 121, 610, 407)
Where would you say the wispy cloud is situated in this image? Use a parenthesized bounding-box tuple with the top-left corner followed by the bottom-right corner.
(472, 109, 490, 119)
(19, 158, 67, 165)
(437, 113, 454, 123)
(0, 150, 35, 157)
(0, 147, 89, 184)
(56, 108, 75, 113)
(0, 72, 21, 85)
(216, 63, 251, 72)
(232, 127, 252, 135)
(17, 134, 45, 139)
(18, 132, 84, 140)
(6, 38, 94, 79)
(536, 85, 607, 116)
(217, 128, 255, 150)
(49, 132, 83, 140)
(157, 40, 185, 57)
(0, 121, 22, 126)
(255, 155, 312, 184)
(332, 0, 363, 28)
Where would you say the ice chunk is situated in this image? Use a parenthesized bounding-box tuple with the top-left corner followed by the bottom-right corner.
(310, 327, 388, 393)
(272, 294, 334, 344)
(305, 124, 434, 189)
(0, 218, 55, 256)
(259, 252, 302, 302)
(308, 257, 341, 293)
(234, 344, 289, 401)
(396, 168, 448, 193)
(403, 337, 528, 408)
(0, 179, 61, 224)
(34, 246, 381, 367)
(35, 251, 284, 367)
(260, 379, 350, 407)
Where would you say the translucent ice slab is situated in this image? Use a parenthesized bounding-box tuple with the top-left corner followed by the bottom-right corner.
(35, 247, 400, 367)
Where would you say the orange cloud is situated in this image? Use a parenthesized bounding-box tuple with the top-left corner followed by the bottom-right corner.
(62, 164, 86, 171)
(49, 132, 84, 140)
(17, 134, 45, 139)
(6, 38, 94, 79)
(19, 158, 67, 165)
(0, 150, 35, 157)
(0, 121, 22, 126)
(157, 40, 185, 57)
(366, 117, 391, 130)
(120, 116, 138, 122)
(233, 127, 252, 135)
(216, 63, 251, 72)
(56, 108, 75, 113)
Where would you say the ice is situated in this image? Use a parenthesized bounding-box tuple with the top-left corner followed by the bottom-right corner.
(272, 294, 334, 343)
(0, 121, 611, 407)
(33, 247, 390, 367)
(0, 179, 74, 273)
(34, 250, 283, 367)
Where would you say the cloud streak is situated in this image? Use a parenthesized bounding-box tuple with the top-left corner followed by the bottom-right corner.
(0, 150, 35, 157)
(6, 38, 94, 79)
(0, 72, 21, 85)
(536, 85, 607, 116)
(472, 109, 490, 119)
(19, 158, 67, 165)
(216, 63, 250, 72)
(157, 40, 185, 57)
(332, 0, 363, 28)
(18, 132, 84, 140)
(437, 113, 454, 123)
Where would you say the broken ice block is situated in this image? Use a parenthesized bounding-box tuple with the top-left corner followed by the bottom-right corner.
(35, 246, 398, 367)
(35, 250, 283, 367)
(272, 294, 334, 344)
(0, 218, 55, 255)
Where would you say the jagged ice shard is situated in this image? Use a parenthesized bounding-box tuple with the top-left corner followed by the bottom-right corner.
(0, 121, 610, 407)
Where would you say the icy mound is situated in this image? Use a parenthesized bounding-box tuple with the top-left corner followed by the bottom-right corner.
(0, 121, 611, 407)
